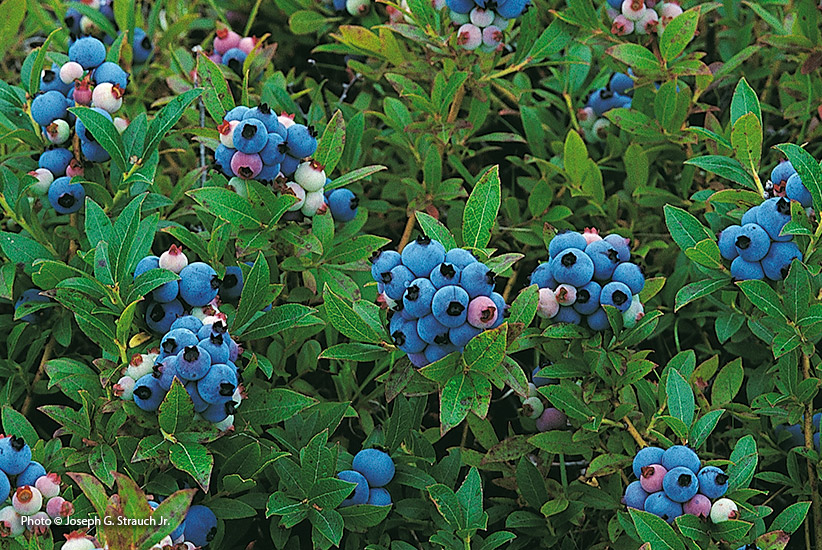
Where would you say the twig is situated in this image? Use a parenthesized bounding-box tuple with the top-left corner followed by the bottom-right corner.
(398, 213, 416, 252)
(21, 336, 56, 416)
(624, 416, 647, 448)
(446, 84, 465, 124)
(802, 352, 821, 550)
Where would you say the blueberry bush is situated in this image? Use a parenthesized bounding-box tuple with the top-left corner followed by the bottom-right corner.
(1, 1, 822, 549)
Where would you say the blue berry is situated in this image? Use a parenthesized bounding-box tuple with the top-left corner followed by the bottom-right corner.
(756, 198, 792, 242)
(549, 231, 587, 258)
(449, 322, 481, 347)
(224, 106, 249, 122)
(431, 285, 470, 328)
(496, 0, 529, 18)
(429, 263, 461, 289)
(718, 225, 741, 260)
(390, 318, 426, 354)
(600, 281, 632, 312)
(183, 505, 217, 548)
(697, 466, 728, 499)
(424, 342, 458, 363)
(662, 467, 699, 503)
(81, 140, 110, 162)
(161, 328, 199, 357)
(328, 188, 358, 222)
(243, 104, 280, 131)
(132, 28, 154, 64)
(31, 91, 68, 126)
(529, 263, 556, 289)
(371, 250, 402, 283)
(14, 289, 51, 324)
(661, 445, 700, 474)
(549, 249, 594, 287)
(280, 154, 300, 176)
(220, 266, 244, 300)
(133, 374, 165, 411)
(153, 356, 179, 391)
(786, 173, 812, 208)
(489, 292, 507, 328)
(338, 470, 369, 506)
(383, 265, 415, 301)
(417, 314, 450, 345)
(761, 241, 802, 281)
(401, 236, 446, 278)
(39, 148, 73, 176)
(632, 446, 665, 478)
(75, 107, 112, 142)
(730, 257, 764, 281)
(741, 205, 759, 225)
(179, 262, 220, 306)
(623, 481, 648, 509)
(215, 144, 235, 176)
(734, 223, 771, 261)
(145, 299, 183, 333)
(152, 279, 179, 303)
(286, 124, 318, 158)
(532, 365, 557, 387)
(573, 281, 602, 316)
(259, 132, 286, 165)
(554, 306, 581, 325)
(609, 72, 634, 96)
(644, 491, 682, 523)
(446, 0, 474, 13)
(367, 488, 391, 506)
(221, 48, 248, 74)
(199, 334, 231, 364)
(770, 160, 796, 186)
(176, 346, 212, 381)
(0, 437, 31, 476)
(444, 248, 477, 269)
(48, 176, 85, 214)
(186, 382, 210, 413)
(93, 61, 129, 88)
(197, 363, 238, 404)
(352, 449, 395, 487)
(460, 262, 495, 298)
(587, 89, 629, 116)
(69, 36, 106, 69)
(585, 240, 621, 281)
(41, 65, 71, 94)
(170, 315, 203, 333)
(202, 400, 235, 423)
(611, 262, 645, 294)
(134, 256, 160, 278)
(0, 471, 8, 503)
(586, 308, 609, 331)
(603, 234, 631, 262)
(233, 119, 268, 154)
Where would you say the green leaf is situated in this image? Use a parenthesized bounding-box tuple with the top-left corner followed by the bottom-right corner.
(659, 7, 700, 62)
(84, 198, 114, 249)
(143, 88, 203, 160)
(0, 231, 56, 272)
(455, 467, 486, 529)
(1, 406, 37, 446)
(238, 387, 317, 425)
(324, 165, 387, 191)
(314, 110, 346, 174)
(67, 472, 110, 518)
(462, 165, 501, 249)
(322, 284, 383, 343)
(89, 443, 117, 487)
(169, 442, 213, 492)
(736, 279, 786, 320)
(428, 484, 464, 529)
(666, 369, 695, 428)
(564, 130, 588, 183)
(731, 112, 762, 172)
(289, 10, 329, 34)
(197, 52, 234, 124)
(663, 205, 715, 253)
(606, 44, 662, 74)
(712, 358, 744, 407)
(234, 252, 272, 329)
(28, 28, 60, 95)
(684, 156, 757, 190)
(318, 343, 385, 362)
(309, 507, 344, 545)
(339, 504, 392, 531)
(70, 106, 128, 172)
(689, 409, 724, 449)
(463, 325, 506, 372)
(188, 187, 262, 229)
(159, 379, 194, 435)
(730, 77, 762, 127)
(770, 502, 810, 535)
(784, 260, 810, 321)
(684, 238, 723, 269)
(629, 509, 685, 550)
(138, 489, 197, 548)
(775, 143, 822, 215)
(727, 434, 757, 491)
(415, 211, 458, 251)
(440, 373, 474, 432)
(239, 303, 321, 340)
(538, 385, 593, 422)
(675, 278, 728, 311)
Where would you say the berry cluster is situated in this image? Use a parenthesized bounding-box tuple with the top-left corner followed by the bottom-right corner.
(13, 289, 52, 325)
(446, 0, 528, 52)
(530, 228, 646, 331)
(148, 500, 217, 548)
(215, 104, 359, 222)
(371, 236, 508, 368)
(337, 449, 395, 507)
(607, 0, 684, 36)
(207, 27, 258, 75)
(717, 166, 806, 281)
(624, 445, 738, 525)
(64, 0, 154, 64)
(29, 35, 131, 214)
(117, 316, 243, 428)
(0, 435, 74, 538)
(519, 367, 568, 432)
(578, 72, 633, 143)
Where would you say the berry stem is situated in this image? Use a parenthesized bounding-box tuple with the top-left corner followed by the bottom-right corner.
(801, 352, 822, 550)
(623, 415, 647, 448)
(22, 335, 56, 416)
(398, 213, 417, 252)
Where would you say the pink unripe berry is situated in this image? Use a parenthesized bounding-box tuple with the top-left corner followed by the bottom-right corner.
(12, 486, 43, 516)
(214, 28, 242, 55)
(113, 116, 129, 133)
(91, 82, 124, 113)
(683, 494, 712, 519)
(59, 62, 84, 84)
(640, 464, 667, 493)
(46, 496, 74, 519)
(28, 168, 54, 194)
(73, 79, 93, 106)
(467, 296, 498, 328)
(635, 8, 659, 34)
(592, 118, 612, 141)
(238, 36, 257, 54)
(621, 0, 647, 21)
(301, 190, 326, 217)
(659, 2, 683, 23)
(469, 8, 495, 27)
(35, 473, 61, 499)
(208, 52, 222, 64)
(535, 407, 567, 431)
(278, 112, 296, 129)
(457, 24, 482, 50)
(79, 16, 97, 34)
(159, 244, 188, 273)
(537, 288, 559, 319)
(554, 284, 577, 306)
(26, 511, 50, 535)
(0, 505, 24, 537)
(127, 353, 154, 379)
(66, 158, 85, 178)
(214, 415, 235, 431)
(611, 14, 635, 35)
(583, 227, 602, 244)
(710, 498, 739, 523)
(115, 375, 136, 400)
(230, 151, 263, 179)
(294, 160, 327, 192)
(481, 26, 503, 49)
(46, 119, 71, 144)
(285, 181, 306, 211)
(577, 107, 596, 129)
(62, 531, 96, 550)
(218, 119, 239, 148)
